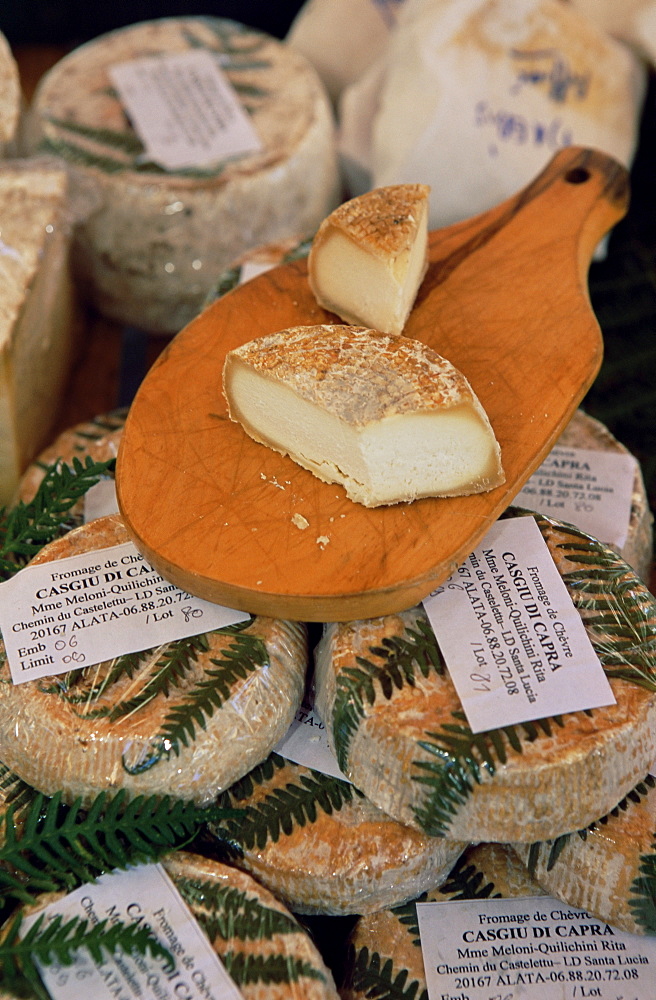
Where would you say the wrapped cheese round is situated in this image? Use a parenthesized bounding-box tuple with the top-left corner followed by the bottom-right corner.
(0, 515, 307, 806)
(314, 509, 656, 843)
(206, 750, 465, 916)
(554, 409, 653, 582)
(24, 17, 340, 334)
(514, 773, 656, 936)
(0, 32, 20, 156)
(3, 851, 340, 1000)
(340, 842, 544, 1000)
(15, 409, 126, 523)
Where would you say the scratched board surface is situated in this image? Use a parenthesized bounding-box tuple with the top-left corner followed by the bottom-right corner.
(116, 148, 629, 622)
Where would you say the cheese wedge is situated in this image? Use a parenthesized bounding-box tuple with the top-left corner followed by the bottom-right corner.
(208, 751, 465, 916)
(0, 160, 78, 506)
(308, 185, 430, 335)
(314, 509, 656, 842)
(341, 843, 544, 1000)
(223, 324, 504, 507)
(514, 773, 656, 936)
(0, 515, 307, 806)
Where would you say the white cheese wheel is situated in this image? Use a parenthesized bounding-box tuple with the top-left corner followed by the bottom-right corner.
(0, 515, 308, 806)
(0, 159, 78, 506)
(341, 843, 544, 1000)
(555, 409, 653, 583)
(307, 185, 430, 336)
(207, 751, 465, 916)
(25, 17, 340, 334)
(0, 32, 20, 155)
(514, 773, 656, 936)
(314, 509, 656, 843)
(223, 324, 504, 507)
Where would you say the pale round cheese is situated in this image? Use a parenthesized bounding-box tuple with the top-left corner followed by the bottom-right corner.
(340, 843, 544, 1000)
(514, 772, 656, 936)
(207, 750, 465, 916)
(314, 509, 656, 843)
(555, 409, 653, 583)
(25, 17, 340, 334)
(0, 514, 308, 806)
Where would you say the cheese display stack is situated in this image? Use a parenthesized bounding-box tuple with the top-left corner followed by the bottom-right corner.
(0, 160, 78, 507)
(0, 514, 308, 806)
(24, 16, 340, 334)
(341, 842, 545, 1000)
(514, 772, 656, 936)
(0, 31, 20, 157)
(315, 508, 656, 843)
(205, 750, 465, 916)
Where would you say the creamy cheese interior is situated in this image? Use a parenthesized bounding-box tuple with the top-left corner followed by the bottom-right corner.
(227, 361, 500, 506)
(312, 219, 428, 336)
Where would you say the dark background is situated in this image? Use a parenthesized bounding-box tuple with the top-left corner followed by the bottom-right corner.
(0, 2, 305, 46)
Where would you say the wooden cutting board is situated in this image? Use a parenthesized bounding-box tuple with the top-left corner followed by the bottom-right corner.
(116, 147, 629, 621)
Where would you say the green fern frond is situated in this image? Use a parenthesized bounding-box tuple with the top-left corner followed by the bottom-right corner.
(0, 911, 172, 1000)
(332, 616, 444, 773)
(341, 943, 426, 1000)
(628, 837, 656, 934)
(0, 457, 116, 580)
(390, 894, 428, 947)
(175, 876, 299, 941)
(411, 711, 563, 837)
(438, 855, 503, 902)
(38, 135, 129, 173)
(39, 647, 152, 703)
(212, 751, 360, 853)
(222, 949, 326, 986)
(191, 18, 268, 56)
(123, 630, 267, 774)
(0, 789, 236, 907)
(42, 114, 144, 154)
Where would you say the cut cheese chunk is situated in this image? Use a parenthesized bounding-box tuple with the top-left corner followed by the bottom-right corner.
(208, 751, 465, 916)
(341, 843, 543, 1000)
(0, 160, 78, 506)
(556, 409, 653, 583)
(514, 773, 656, 936)
(0, 31, 20, 155)
(24, 17, 339, 334)
(0, 515, 307, 806)
(314, 509, 656, 842)
(308, 185, 430, 335)
(223, 324, 504, 507)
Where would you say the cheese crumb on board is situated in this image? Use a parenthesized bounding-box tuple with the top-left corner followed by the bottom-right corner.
(0, 159, 78, 506)
(223, 324, 504, 507)
(308, 184, 430, 335)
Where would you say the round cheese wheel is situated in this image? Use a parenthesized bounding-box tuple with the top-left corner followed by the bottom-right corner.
(514, 773, 656, 936)
(554, 409, 653, 583)
(315, 509, 656, 843)
(206, 750, 465, 916)
(0, 515, 307, 806)
(205, 234, 312, 305)
(0, 32, 20, 155)
(2, 851, 340, 1000)
(340, 842, 544, 1000)
(15, 409, 126, 521)
(25, 17, 340, 334)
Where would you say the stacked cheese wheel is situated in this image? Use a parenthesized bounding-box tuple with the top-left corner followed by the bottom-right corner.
(315, 509, 656, 843)
(25, 17, 340, 334)
(0, 32, 20, 156)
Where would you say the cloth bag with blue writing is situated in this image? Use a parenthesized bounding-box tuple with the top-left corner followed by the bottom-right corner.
(338, 0, 647, 231)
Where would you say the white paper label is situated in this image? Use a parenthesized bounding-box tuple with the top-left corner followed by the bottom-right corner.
(22, 864, 241, 1000)
(239, 260, 275, 284)
(83, 479, 119, 522)
(515, 445, 636, 550)
(274, 696, 347, 781)
(0, 542, 249, 684)
(109, 50, 262, 171)
(423, 517, 615, 733)
(417, 895, 656, 999)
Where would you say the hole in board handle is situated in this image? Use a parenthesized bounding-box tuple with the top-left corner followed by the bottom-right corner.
(565, 167, 590, 184)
